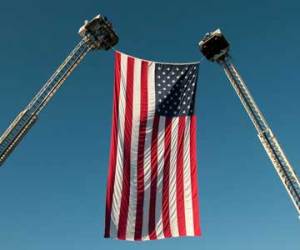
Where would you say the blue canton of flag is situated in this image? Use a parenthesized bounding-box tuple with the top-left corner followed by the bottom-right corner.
(155, 64, 198, 116)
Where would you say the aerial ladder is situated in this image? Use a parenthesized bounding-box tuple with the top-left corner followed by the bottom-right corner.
(199, 30, 300, 217)
(0, 14, 118, 166)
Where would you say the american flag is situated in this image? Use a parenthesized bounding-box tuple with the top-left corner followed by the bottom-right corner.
(104, 51, 201, 241)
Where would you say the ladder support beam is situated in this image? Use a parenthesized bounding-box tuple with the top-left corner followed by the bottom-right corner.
(0, 14, 118, 166)
(199, 29, 300, 217)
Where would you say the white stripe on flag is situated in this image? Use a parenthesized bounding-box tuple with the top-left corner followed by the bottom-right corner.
(142, 61, 156, 240)
(169, 118, 179, 236)
(155, 117, 165, 239)
(183, 117, 194, 235)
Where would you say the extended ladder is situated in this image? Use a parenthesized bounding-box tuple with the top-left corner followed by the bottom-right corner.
(199, 29, 300, 217)
(0, 14, 118, 166)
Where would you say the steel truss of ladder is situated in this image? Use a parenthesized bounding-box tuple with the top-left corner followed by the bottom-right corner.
(199, 29, 300, 217)
(0, 14, 118, 166)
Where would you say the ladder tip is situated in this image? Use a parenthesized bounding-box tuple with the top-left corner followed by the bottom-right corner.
(199, 28, 230, 62)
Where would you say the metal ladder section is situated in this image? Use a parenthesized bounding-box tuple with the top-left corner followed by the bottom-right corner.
(0, 38, 91, 165)
(0, 14, 118, 166)
(221, 57, 300, 216)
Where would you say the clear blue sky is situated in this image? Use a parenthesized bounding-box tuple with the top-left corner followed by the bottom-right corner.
(0, 0, 299, 249)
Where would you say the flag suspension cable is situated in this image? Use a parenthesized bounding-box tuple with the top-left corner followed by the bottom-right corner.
(0, 14, 119, 166)
(199, 29, 300, 217)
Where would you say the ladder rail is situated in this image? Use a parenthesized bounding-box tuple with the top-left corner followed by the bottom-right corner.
(0, 114, 37, 164)
(0, 14, 118, 167)
(222, 58, 300, 216)
(28, 37, 91, 114)
(0, 38, 91, 166)
(34, 40, 92, 115)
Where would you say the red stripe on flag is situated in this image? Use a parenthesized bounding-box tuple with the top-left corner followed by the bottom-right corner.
(177, 117, 187, 236)
(149, 115, 160, 240)
(134, 60, 149, 240)
(190, 116, 201, 236)
(104, 52, 121, 238)
(117, 56, 135, 240)
(162, 117, 172, 238)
